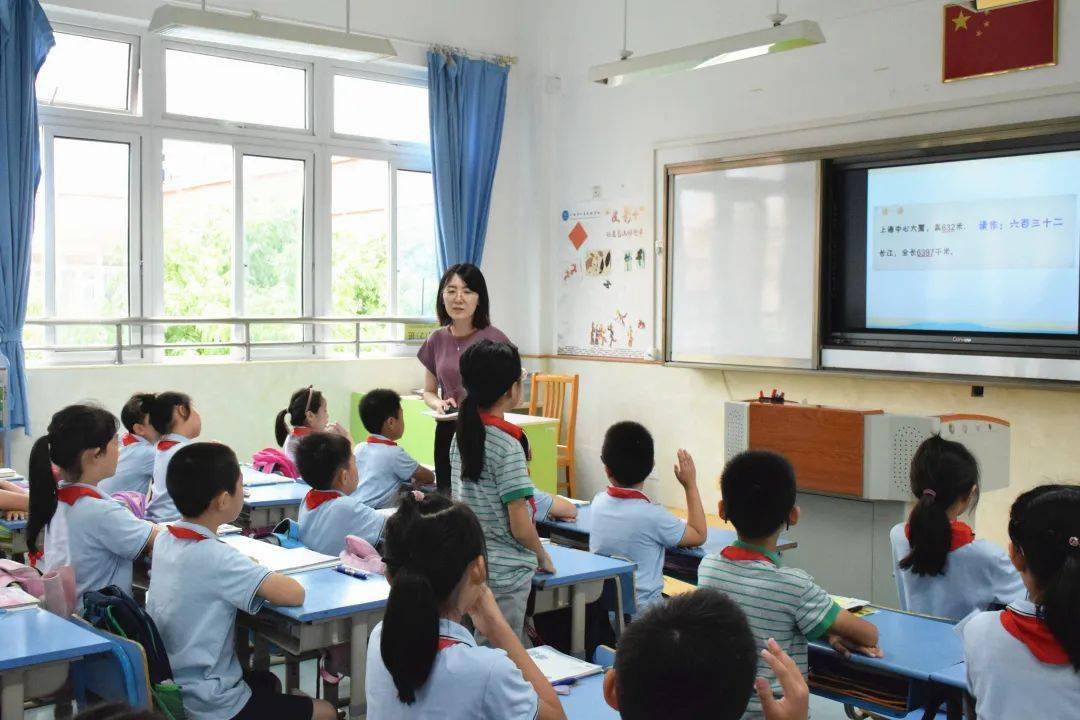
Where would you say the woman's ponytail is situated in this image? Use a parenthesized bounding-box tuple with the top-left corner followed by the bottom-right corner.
(455, 340, 522, 482)
(900, 435, 978, 577)
(27, 436, 57, 553)
(380, 493, 487, 702)
(274, 409, 289, 447)
(1009, 484, 1080, 671)
(27, 404, 118, 553)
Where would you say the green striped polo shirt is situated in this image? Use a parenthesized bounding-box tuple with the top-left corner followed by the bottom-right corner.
(698, 541, 841, 720)
(450, 425, 537, 592)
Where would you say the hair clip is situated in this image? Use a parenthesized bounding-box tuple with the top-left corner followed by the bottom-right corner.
(1069, 536, 1079, 548)
(922, 489, 937, 499)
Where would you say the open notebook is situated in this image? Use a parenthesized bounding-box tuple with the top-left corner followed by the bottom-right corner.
(527, 646, 604, 683)
(241, 465, 294, 487)
(220, 534, 339, 574)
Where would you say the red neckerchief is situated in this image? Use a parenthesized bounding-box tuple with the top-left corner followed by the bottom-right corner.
(304, 489, 340, 510)
(121, 433, 140, 447)
(1000, 604, 1069, 665)
(167, 525, 208, 542)
(157, 440, 180, 451)
(366, 436, 398, 447)
(606, 486, 651, 502)
(720, 540, 781, 566)
(291, 427, 313, 438)
(437, 636, 464, 651)
(904, 521, 976, 551)
(480, 413, 531, 460)
(56, 485, 104, 505)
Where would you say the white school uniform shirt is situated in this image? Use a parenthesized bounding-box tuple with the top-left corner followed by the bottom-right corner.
(889, 522, 1025, 621)
(531, 490, 555, 523)
(147, 433, 192, 523)
(588, 487, 687, 614)
(281, 427, 310, 464)
(296, 488, 386, 556)
(960, 600, 1080, 720)
(147, 521, 273, 720)
(366, 618, 539, 720)
(40, 482, 154, 612)
(99, 433, 156, 495)
(353, 435, 420, 509)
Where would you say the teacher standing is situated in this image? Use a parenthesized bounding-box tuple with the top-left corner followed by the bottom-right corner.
(418, 263, 510, 493)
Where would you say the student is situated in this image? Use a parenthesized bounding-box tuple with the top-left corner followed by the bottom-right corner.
(353, 389, 435, 509)
(366, 493, 565, 720)
(147, 442, 336, 720)
(603, 589, 809, 720)
(26, 404, 158, 611)
(960, 484, 1080, 719)
(295, 432, 387, 556)
(100, 392, 160, 496)
(275, 386, 350, 463)
(146, 392, 201, 523)
(0, 478, 29, 520)
(450, 340, 553, 640)
(588, 421, 706, 614)
(890, 435, 1024, 620)
(531, 489, 578, 524)
(699, 450, 880, 720)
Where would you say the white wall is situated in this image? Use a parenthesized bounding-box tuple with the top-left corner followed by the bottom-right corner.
(535, 0, 1080, 547)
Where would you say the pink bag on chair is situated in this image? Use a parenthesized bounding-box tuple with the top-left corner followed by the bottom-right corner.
(0, 558, 44, 597)
(340, 535, 386, 576)
(251, 448, 299, 479)
(111, 491, 148, 519)
(41, 565, 76, 617)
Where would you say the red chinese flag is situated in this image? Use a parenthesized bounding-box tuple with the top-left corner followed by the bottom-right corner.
(943, 0, 1056, 82)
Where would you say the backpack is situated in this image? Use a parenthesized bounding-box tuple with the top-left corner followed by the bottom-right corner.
(251, 448, 299, 479)
(82, 585, 186, 720)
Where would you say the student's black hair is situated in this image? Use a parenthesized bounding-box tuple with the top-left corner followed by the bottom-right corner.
(120, 392, 156, 433)
(166, 442, 241, 518)
(380, 493, 487, 704)
(360, 389, 402, 436)
(148, 391, 192, 437)
(1008, 483, 1080, 671)
(275, 386, 325, 447)
(899, 435, 980, 577)
(27, 404, 117, 553)
(601, 421, 654, 486)
(295, 432, 352, 492)
(435, 263, 491, 329)
(74, 701, 165, 720)
(455, 339, 522, 481)
(721, 450, 797, 540)
(614, 588, 758, 720)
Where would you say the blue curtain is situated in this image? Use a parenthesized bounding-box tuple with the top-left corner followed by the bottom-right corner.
(427, 50, 509, 272)
(0, 0, 53, 432)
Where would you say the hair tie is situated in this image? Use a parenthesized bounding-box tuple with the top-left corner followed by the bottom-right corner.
(922, 489, 937, 500)
(1069, 536, 1080, 549)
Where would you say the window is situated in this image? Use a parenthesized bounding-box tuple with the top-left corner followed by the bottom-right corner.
(165, 47, 308, 129)
(396, 170, 437, 317)
(36, 29, 137, 112)
(334, 74, 429, 144)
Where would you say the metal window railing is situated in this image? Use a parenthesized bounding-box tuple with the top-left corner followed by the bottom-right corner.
(24, 315, 438, 364)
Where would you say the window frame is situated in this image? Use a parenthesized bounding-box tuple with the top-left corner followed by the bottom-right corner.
(37, 23, 141, 115)
(28, 11, 436, 367)
(330, 66, 431, 151)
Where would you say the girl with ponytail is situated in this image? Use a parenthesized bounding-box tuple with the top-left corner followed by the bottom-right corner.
(28, 404, 159, 611)
(889, 435, 1023, 620)
(146, 392, 202, 523)
(451, 340, 554, 640)
(274, 386, 349, 462)
(960, 484, 1080, 719)
(368, 493, 565, 719)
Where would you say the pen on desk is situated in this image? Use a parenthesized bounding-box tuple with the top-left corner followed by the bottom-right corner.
(551, 678, 577, 688)
(336, 565, 369, 580)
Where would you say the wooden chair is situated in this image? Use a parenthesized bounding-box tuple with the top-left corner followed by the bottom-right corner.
(528, 373, 580, 498)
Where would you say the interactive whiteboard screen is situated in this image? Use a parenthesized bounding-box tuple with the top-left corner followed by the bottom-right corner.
(667, 160, 820, 368)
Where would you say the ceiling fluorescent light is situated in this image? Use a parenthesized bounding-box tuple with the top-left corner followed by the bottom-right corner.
(589, 19, 824, 86)
(149, 5, 395, 63)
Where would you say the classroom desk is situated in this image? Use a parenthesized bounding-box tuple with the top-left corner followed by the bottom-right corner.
(239, 482, 308, 530)
(242, 567, 390, 720)
(560, 673, 618, 719)
(0, 608, 112, 720)
(532, 544, 635, 657)
(350, 394, 561, 493)
(809, 607, 964, 719)
(0, 518, 28, 559)
(539, 504, 796, 582)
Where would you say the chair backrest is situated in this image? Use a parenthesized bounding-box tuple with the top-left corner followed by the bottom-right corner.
(593, 645, 616, 668)
(72, 617, 152, 711)
(528, 374, 579, 449)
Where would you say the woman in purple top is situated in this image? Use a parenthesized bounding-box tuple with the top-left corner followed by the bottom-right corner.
(417, 263, 509, 492)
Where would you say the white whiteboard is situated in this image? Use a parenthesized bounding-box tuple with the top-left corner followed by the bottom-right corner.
(667, 160, 820, 368)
